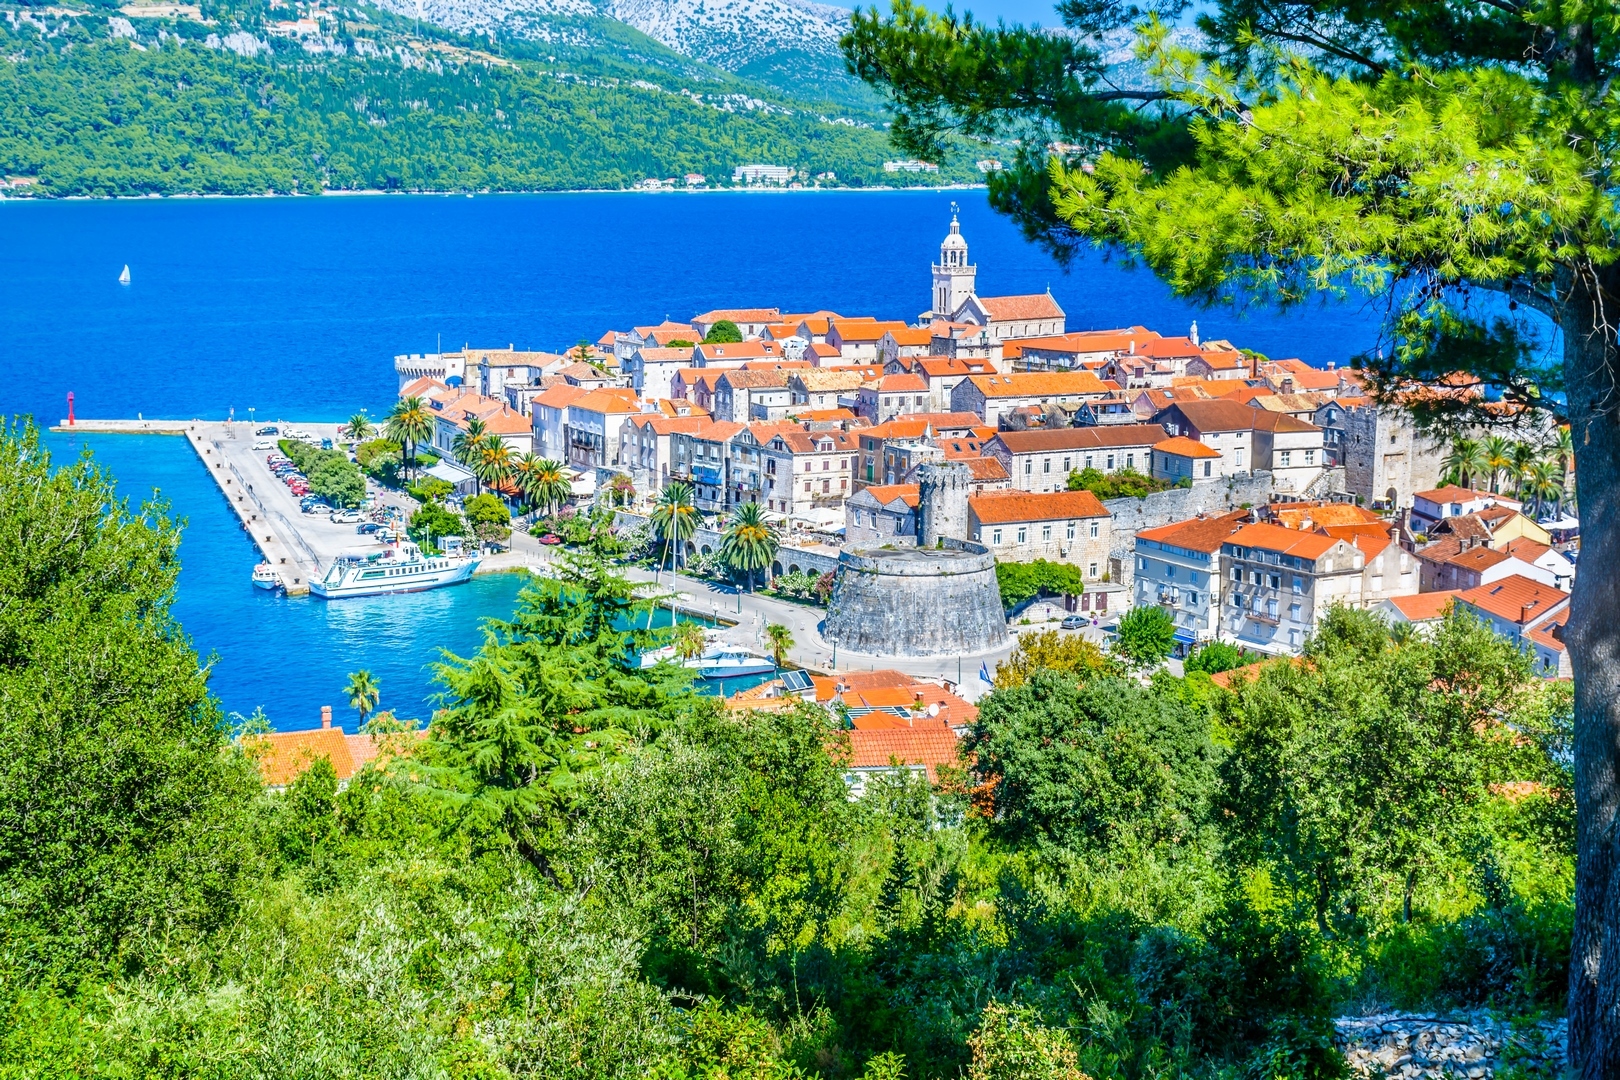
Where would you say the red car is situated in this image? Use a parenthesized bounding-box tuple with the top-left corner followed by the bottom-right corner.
(538, 534, 562, 545)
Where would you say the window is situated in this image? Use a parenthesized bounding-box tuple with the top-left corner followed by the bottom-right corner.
(1289, 629, 1301, 647)
(1043, 458, 1051, 474)
(821, 459, 829, 471)
(1231, 566, 1242, 582)
(1268, 574, 1281, 589)
(1024, 460, 1032, 474)
(1292, 576, 1303, 592)
(1066, 522, 1076, 540)
(1085, 455, 1094, 469)
(1016, 527, 1028, 544)
(1088, 562, 1099, 577)
(1041, 524, 1052, 542)
(1139, 556, 1148, 571)
(1305, 449, 1316, 465)
(1279, 450, 1292, 467)
(803, 482, 811, 492)
(993, 529, 1003, 545)
(1289, 603, 1302, 619)
(822, 479, 830, 493)
(1063, 457, 1071, 471)
(1203, 461, 1212, 477)
(1187, 591, 1199, 606)
(840, 458, 847, 469)
(1089, 520, 1099, 539)
(1106, 454, 1116, 470)
(1166, 565, 1176, 579)
(1126, 453, 1135, 469)
(1236, 448, 1245, 467)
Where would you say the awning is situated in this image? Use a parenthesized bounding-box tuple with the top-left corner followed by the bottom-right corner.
(425, 459, 476, 486)
(1173, 630, 1197, 645)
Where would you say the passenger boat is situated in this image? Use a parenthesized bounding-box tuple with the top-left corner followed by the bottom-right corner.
(252, 562, 282, 590)
(687, 648, 776, 679)
(309, 536, 479, 599)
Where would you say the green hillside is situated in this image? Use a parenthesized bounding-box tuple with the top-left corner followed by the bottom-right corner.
(0, 3, 975, 196)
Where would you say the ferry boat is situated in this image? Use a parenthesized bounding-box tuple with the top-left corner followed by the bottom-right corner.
(252, 562, 282, 590)
(687, 647, 776, 679)
(309, 537, 480, 599)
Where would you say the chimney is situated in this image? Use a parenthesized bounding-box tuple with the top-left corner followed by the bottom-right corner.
(321, 705, 332, 729)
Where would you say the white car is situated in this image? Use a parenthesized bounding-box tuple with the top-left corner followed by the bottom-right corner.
(330, 509, 363, 524)
(252, 438, 275, 451)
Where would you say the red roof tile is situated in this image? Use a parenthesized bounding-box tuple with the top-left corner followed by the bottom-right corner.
(969, 489, 1109, 524)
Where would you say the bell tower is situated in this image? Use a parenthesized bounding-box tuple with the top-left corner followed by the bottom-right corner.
(930, 203, 976, 320)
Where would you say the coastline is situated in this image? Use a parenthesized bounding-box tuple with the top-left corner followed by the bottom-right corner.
(1, 183, 991, 203)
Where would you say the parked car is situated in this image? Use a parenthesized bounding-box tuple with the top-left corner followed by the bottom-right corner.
(538, 534, 562, 546)
(1060, 615, 1087, 630)
(330, 509, 362, 524)
(252, 439, 274, 451)
(356, 522, 383, 534)
(255, 426, 278, 436)
(320, 438, 334, 450)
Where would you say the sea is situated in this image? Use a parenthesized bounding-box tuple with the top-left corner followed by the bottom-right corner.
(1, 190, 1390, 729)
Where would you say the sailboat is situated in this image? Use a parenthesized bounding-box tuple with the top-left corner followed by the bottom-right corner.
(117, 265, 130, 285)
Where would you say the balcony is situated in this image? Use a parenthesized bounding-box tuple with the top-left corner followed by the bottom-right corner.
(1248, 610, 1280, 626)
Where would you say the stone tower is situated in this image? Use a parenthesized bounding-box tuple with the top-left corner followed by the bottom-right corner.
(918, 460, 971, 547)
(930, 205, 977, 320)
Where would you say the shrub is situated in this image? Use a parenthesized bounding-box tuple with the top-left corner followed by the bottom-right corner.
(408, 503, 464, 550)
(996, 559, 1085, 610)
(1067, 466, 1174, 499)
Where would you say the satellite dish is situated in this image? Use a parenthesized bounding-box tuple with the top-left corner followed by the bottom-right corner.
(927, 703, 940, 717)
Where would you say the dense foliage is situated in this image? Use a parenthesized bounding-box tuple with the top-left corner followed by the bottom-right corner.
(0, 427, 1577, 1079)
(1068, 467, 1178, 499)
(995, 558, 1085, 609)
(278, 437, 366, 507)
(0, 3, 979, 196)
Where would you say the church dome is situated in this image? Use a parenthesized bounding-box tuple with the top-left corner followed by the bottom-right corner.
(940, 215, 968, 251)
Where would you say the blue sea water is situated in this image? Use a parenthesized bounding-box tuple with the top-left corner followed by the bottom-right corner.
(2, 190, 1390, 726)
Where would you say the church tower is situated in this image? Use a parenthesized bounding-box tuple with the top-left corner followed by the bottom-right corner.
(929, 204, 977, 321)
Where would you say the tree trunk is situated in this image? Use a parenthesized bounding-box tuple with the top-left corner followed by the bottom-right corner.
(1563, 260, 1620, 1080)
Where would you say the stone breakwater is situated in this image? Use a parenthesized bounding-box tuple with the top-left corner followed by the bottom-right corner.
(1335, 1013, 1567, 1079)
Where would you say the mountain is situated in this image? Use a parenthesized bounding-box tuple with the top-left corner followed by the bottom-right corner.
(0, 0, 970, 197)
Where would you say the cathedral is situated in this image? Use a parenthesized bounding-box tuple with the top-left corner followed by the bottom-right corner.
(922, 206, 1067, 340)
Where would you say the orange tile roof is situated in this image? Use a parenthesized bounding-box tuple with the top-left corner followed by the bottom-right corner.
(1414, 485, 1492, 503)
(1350, 532, 1392, 560)
(1136, 510, 1250, 554)
(992, 424, 1167, 453)
(695, 341, 782, 362)
(1154, 436, 1222, 459)
(916, 356, 994, 376)
(1386, 591, 1461, 622)
(1272, 502, 1386, 529)
(793, 369, 870, 392)
(966, 372, 1110, 398)
(399, 376, 450, 399)
(788, 408, 859, 422)
(718, 369, 792, 389)
(636, 346, 697, 362)
(533, 383, 593, 409)
(1002, 326, 1158, 358)
(1167, 377, 1255, 398)
(860, 483, 921, 508)
(1225, 522, 1347, 560)
(871, 373, 928, 392)
(246, 726, 355, 788)
(1504, 537, 1555, 562)
(976, 293, 1066, 321)
(1445, 545, 1512, 571)
(883, 327, 936, 346)
(958, 456, 1010, 481)
(861, 412, 982, 440)
(830, 319, 910, 342)
(1526, 608, 1569, 653)
(844, 728, 962, 780)
(1457, 575, 1569, 626)
(694, 307, 781, 323)
(571, 390, 642, 415)
(969, 489, 1109, 524)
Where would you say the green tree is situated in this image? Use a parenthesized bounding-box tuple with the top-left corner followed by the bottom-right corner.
(1482, 435, 1513, 495)
(1067, 465, 1172, 499)
(0, 419, 258, 977)
(651, 481, 701, 572)
(408, 503, 464, 550)
(1442, 438, 1488, 491)
(344, 669, 380, 726)
(1183, 640, 1255, 676)
(966, 1003, 1087, 1080)
(308, 453, 366, 508)
(843, 8, 1620, 1051)
(385, 396, 433, 482)
(1114, 605, 1176, 669)
(995, 559, 1085, 610)
(341, 412, 374, 443)
(765, 623, 793, 667)
(674, 621, 708, 663)
(702, 319, 743, 344)
(968, 672, 1218, 868)
(993, 629, 1116, 689)
(468, 432, 512, 495)
(1524, 457, 1563, 520)
(464, 492, 513, 550)
(719, 501, 779, 592)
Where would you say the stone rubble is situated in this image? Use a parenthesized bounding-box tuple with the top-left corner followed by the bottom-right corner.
(1334, 1013, 1567, 1079)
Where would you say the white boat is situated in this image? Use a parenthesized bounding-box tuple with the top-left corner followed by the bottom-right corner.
(252, 562, 281, 590)
(118, 264, 130, 285)
(687, 647, 776, 679)
(309, 536, 480, 599)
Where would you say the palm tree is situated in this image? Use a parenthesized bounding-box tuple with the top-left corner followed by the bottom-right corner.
(1525, 458, 1563, 520)
(344, 669, 380, 726)
(520, 457, 571, 517)
(470, 433, 514, 495)
(765, 623, 793, 668)
(341, 412, 375, 443)
(1552, 425, 1576, 511)
(719, 501, 779, 592)
(650, 481, 700, 573)
(673, 621, 707, 663)
(1441, 437, 1487, 490)
(1482, 435, 1513, 494)
(452, 418, 489, 467)
(1508, 440, 1539, 502)
(384, 396, 433, 481)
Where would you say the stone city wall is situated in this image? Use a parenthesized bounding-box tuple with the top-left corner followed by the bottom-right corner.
(1334, 1013, 1565, 1079)
(614, 512, 841, 578)
(825, 538, 1007, 657)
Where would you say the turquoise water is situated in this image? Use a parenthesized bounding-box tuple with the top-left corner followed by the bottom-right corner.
(8, 191, 1388, 727)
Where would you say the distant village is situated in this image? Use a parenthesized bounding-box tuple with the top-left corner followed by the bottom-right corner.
(391, 209, 1580, 682)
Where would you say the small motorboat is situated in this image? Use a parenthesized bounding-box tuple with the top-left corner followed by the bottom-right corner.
(252, 562, 281, 590)
(687, 648, 776, 679)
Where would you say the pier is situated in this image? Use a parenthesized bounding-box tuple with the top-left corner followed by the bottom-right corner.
(184, 424, 322, 595)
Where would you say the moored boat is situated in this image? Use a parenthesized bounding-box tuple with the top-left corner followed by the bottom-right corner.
(252, 562, 282, 590)
(687, 647, 776, 679)
(309, 536, 480, 599)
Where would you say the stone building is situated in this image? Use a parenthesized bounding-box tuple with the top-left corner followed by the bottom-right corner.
(845, 484, 919, 546)
(1312, 398, 1444, 511)
(1132, 510, 1251, 651)
(918, 461, 971, 547)
(967, 489, 1112, 580)
(984, 425, 1167, 492)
